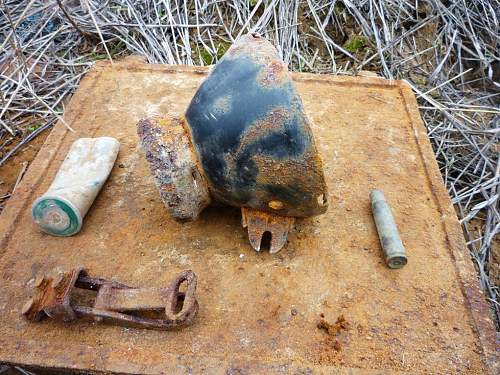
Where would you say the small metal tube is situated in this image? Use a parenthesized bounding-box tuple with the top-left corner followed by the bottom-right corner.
(370, 190, 408, 269)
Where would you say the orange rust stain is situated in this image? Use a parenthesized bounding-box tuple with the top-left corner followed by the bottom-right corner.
(257, 61, 288, 87)
(268, 200, 284, 210)
(0, 60, 494, 374)
(317, 315, 350, 336)
(226, 34, 282, 67)
(235, 106, 289, 154)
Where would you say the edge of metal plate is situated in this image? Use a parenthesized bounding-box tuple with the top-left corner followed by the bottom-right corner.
(0, 58, 497, 374)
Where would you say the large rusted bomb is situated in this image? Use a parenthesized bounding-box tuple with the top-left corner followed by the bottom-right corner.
(138, 32, 328, 254)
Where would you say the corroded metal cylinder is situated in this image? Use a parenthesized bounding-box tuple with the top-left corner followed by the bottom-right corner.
(137, 116, 211, 221)
(370, 190, 408, 269)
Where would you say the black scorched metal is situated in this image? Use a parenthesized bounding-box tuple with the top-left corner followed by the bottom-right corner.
(138, 33, 328, 253)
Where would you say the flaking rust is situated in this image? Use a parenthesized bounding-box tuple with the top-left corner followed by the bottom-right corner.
(137, 115, 210, 220)
(138, 33, 328, 253)
(22, 267, 199, 329)
(241, 207, 294, 254)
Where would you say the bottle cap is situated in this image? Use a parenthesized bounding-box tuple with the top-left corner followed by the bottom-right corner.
(32, 197, 82, 236)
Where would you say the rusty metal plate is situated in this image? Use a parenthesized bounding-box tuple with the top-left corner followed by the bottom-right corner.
(0, 58, 497, 374)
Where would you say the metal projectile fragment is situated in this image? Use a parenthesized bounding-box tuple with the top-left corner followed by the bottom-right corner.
(370, 190, 408, 269)
(22, 267, 199, 329)
(138, 33, 328, 253)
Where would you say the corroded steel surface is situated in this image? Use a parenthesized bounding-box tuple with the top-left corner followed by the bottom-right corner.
(0, 58, 497, 374)
(22, 267, 198, 329)
(138, 34, 328, 254)
(184, 33, 328, 218)
(137, 116, 210, 221)
(241, 207, 294, 254)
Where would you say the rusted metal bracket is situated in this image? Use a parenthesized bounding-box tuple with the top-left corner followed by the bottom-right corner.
(138, 32, 328, 254)
(22, 267, 198, 329)
(241, 207, 295, 253)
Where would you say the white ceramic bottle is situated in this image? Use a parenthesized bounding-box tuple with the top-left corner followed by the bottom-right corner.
(32, 137, 120, 236)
